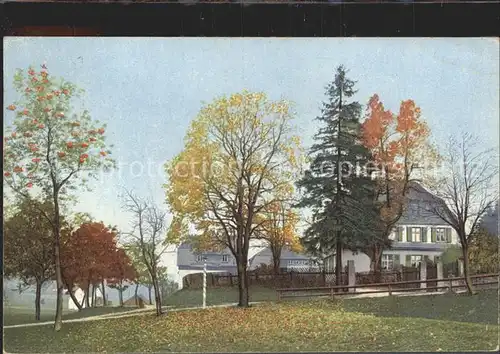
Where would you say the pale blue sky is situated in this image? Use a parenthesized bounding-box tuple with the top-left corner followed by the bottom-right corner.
(4, 38, 499, 233)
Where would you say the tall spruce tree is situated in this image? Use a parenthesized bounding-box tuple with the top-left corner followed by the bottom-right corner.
(296, 66, 379, 285)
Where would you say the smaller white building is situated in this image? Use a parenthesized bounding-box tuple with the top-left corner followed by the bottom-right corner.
(68, 287, 103, 311)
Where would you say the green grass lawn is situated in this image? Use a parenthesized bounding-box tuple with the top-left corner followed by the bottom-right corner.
(3, 289, 498, 353)
(163, 285, 277, 308)
(3, 306, 140, 326)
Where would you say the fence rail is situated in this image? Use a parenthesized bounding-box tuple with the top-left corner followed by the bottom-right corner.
(276, 273, 499, 301)
(182, 267, 432, 289)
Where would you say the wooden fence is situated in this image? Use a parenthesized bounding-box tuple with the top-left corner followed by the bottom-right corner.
(182, 265, 437, 289)
(276, 273, 499, 301)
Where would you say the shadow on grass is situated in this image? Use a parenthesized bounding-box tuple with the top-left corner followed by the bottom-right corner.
(338, 289, 498, 325)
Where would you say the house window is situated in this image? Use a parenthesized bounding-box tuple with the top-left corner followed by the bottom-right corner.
(288, 260, 308, 266)
(411, 228, 421, 242)
(221, 255, 228, 263)
(381, 255, 394, 270)
(436, 228, 446, 242)
(410, 255, 422, 267)
(196, 255, 204, 262)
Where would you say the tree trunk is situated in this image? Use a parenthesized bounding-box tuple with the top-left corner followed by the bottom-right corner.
(335, 237, 343, 291)
(52, 198, 64, 331)
(271, 246, 281, 276)
(101, 280, 106, 307)
(119, 281, 124, 307)
(152, 275, 162, 316)
(244, 259, 250, 306)
(35, 279, 42, 321)
(66, 284, 83, 311)
(462, 244, 477, 295)
(372, 244, 383, 283)
(85, 282, 91, 308)
(148, 285, 153, 305)
(92, 285, 97, 307)
(80, 290, 87, 309)
(237, 261, 250, 307)
(135, 283, 139, 306)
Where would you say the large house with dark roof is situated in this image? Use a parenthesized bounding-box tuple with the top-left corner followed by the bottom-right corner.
(172, 182, 463, 279)
(324, 182, 461, 272)
(175, 241, 317, 280)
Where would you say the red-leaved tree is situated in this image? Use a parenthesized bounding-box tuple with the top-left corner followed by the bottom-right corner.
(61, 222, 121, 310)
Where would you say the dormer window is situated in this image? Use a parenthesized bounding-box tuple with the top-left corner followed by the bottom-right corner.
(222, 254, 229, 263)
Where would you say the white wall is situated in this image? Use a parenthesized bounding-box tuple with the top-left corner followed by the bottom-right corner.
(343, 251, 371, 272)
(68, 287, 102, 311)
(176, 269, 229, 290)
(159, 245, 181, 288)
(326, 250, 372, 273)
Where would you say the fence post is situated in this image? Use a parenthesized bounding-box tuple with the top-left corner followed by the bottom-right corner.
(458, 259, 464, 277)
(347, 260, 356, 293)
(420, 261, 427, 290)
(436, 261, 444, 292)
(388, 284, 392, 296)
(202, 260, 207, 309)
(448, 278, 453, 293)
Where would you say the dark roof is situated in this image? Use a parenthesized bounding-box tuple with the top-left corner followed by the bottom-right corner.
(250, 247, 312, 261)
(479, 202, 499, 235)
(396, 182, 450, 226)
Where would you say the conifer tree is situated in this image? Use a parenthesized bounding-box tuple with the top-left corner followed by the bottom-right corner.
(296, 66, 379, 285)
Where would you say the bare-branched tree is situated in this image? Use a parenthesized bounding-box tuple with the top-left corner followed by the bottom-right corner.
(122, 190, 168, 315)
(428, 132, 498, 295)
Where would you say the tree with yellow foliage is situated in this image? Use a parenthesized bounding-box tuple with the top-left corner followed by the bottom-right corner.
(165, 91, 303, 307)
(253, 186, 303, 275)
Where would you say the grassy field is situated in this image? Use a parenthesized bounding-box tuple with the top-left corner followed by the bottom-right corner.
(3, 306, 140, 326)
(3, 289, 498, 353)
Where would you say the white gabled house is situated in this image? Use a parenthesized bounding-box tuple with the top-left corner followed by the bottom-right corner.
(324, 182, 461, 273)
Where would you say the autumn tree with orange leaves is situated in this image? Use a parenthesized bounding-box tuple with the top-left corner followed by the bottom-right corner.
(361, 94, 437, 275)
(3, 64, 115, 330)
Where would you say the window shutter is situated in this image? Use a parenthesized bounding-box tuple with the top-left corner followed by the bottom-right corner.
(394, 255, 400, 267)
(397, 227, 402, 241)
(431, 228, 436, 242)
(446, 228, 452, 243)
(406, 227, 412, 242)
(405, 255, 411, 266)
(421, 227, 427, 242)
